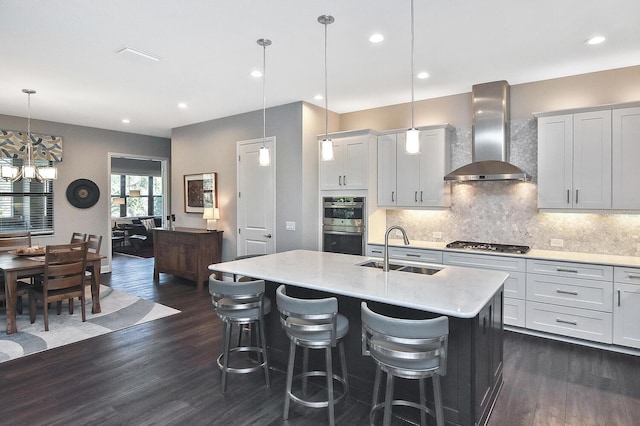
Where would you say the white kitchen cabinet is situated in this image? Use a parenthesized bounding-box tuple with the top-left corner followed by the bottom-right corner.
(613, 266, 640, 349)
(525, 259, 613, 344)
(612, 107, 640, 209)
(377, 133, 397, 206)
(537, 110, 612, 209)
(319, 132, 371, 190)
(383, 125, 452, 208)
(366, 243, 442, 264)
(443, 252, 527, 327)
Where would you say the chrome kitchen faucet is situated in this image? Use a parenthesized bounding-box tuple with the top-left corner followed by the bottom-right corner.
(383, 225, 410, 272)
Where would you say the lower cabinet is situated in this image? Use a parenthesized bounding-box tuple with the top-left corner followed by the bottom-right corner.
(153, 227, 223, 291)
(525, 259, 613, 344)
(443, 252, 526, 327)
(613, 266, 640, 349)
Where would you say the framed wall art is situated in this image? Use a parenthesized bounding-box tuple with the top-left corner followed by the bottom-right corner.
(184, 172, 217, 213)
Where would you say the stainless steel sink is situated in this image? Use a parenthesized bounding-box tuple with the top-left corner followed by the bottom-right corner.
(397, 265, 441, 275)
(358, 261, 441, 275)
(358, 261, 404, 270)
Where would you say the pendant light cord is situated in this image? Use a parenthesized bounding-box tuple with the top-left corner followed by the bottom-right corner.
(262, 42, 267, 145)
(410, 0, 415, 129)
(324, 19, 329, 140)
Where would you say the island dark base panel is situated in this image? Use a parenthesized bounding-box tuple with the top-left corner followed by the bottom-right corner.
(262, 282, 504, 426)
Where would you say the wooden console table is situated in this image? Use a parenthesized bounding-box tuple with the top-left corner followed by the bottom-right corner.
(153, 227, 222, 291)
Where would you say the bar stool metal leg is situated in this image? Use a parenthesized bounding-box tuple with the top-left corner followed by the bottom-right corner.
(283, 340, 296, 420)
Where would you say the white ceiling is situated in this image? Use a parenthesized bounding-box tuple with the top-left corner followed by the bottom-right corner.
(1, 0, 639, 138)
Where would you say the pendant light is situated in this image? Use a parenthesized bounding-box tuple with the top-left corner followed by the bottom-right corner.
(257, 38, 271, 166)
(318, 15, 335, 161)
(405, 0, 420, 154)
(1, 89, 58, 182)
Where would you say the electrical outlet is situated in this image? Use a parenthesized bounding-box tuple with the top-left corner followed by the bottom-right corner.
(550, 238, 564, 247)
(285, 221, 295, 231)
(432, 231, 443, 239)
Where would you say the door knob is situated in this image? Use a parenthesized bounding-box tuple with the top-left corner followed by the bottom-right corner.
(264, 233, 272, 238)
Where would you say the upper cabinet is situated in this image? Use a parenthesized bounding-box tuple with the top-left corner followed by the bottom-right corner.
(537, 110, 612, 209)
(612, 107, 640, 209)
(377, 125, 452, 208)
(319, 131, 376, 191)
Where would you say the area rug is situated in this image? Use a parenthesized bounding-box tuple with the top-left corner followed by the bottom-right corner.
(0, 285, 180, 363)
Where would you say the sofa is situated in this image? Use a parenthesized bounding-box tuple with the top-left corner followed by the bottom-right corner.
(113, 216, 161, 249)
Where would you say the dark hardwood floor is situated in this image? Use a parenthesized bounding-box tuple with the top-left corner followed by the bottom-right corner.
(1, 254, 639, 425)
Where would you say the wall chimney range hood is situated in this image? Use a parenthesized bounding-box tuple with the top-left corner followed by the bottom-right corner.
(444, 80, 530, 182)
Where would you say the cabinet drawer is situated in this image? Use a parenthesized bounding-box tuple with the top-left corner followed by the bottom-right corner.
(614, 266, 640, 284)
(443, 252, 526, 273)
(388, 247, 442, 264)
(527, 273, 613, 312)
(527, 259, 613, 281)
(366, 245, 384, 257)
(504, 297, 525, 327)
(504, 272, 526, 300)
(526, 301, 612, 344)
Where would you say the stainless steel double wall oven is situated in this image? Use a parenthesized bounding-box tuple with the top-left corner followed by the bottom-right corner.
(322, 196, 366, 255)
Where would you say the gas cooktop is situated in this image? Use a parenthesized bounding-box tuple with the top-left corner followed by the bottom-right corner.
(445, 240, 530, 254)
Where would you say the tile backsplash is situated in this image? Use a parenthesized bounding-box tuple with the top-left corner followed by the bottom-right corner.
(386, 118, 640, 257)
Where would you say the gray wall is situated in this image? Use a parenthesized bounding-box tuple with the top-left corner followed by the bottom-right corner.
(171, 101, 334, 262)
(0, 114, 170, 268)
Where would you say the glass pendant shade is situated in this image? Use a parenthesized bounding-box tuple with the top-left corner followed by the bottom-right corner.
(259, 145, 270, 166)
(23, 164, 37, 179)
(321, 139, 334, 161)
(1, 165, 19, 180)
(38, 166, 58, 180)
(406, 128, 420, 154)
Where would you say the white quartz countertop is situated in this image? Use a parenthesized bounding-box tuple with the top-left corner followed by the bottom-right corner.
(208, 249, 508, 319)
(371, 239, 640, 268)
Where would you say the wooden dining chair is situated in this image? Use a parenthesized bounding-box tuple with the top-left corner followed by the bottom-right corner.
(0, 231, 33, 314)
(0, 231, 31, 252)
(29, 242, 88, 331)
(67, 234, 102, 314)
(70, 232, 87, 243)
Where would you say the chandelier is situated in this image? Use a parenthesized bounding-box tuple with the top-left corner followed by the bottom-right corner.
(1, 89, 58, 182)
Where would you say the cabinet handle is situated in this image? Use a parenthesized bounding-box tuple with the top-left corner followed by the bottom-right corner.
(415, 191, 418, 202)
(567, 189, 570, 204)
(556, 318, 578, 326)
(371, 249, 382, 254)
(618, 289, 621, 307)
(556, 289, 578, 296)
(420, 191, 423, 203)
(406, 253, 420, 258)
(575, 189, 579, 204)
(391, 191, 395, 202)
(343, 175, 347, 185)
(627, 274, 640, 280)
(556, 267, 578, 273)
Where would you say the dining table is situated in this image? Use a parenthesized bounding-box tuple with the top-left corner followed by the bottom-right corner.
(0, 251, 105, 334)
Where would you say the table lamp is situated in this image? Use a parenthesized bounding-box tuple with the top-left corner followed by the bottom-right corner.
(203, 207, 220, 231)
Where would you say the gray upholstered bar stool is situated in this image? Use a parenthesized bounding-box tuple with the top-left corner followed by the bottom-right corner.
(275, 285, 349, 426)
(209, 276, 270, 393)
(361, 302, 449, 426)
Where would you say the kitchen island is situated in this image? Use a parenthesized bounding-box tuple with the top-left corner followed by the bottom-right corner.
(209, 250, 508, 426)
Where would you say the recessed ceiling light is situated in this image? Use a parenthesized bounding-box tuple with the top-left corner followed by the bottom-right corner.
(585, 36, 606, 45)
(251, 70, 262, 78)
(369, 34, 384, 43)
(417, 72, 430, 79)
(178, 103, 187, 109)
(122, 119, 130, 124)
(314, 94, 324, 101)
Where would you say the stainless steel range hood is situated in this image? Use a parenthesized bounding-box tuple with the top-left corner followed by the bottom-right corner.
(444, 81, 530, 182)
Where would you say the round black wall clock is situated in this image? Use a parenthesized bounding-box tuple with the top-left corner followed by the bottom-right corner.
(66, 178, 100, 209)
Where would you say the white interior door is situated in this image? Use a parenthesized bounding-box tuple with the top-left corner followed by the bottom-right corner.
(236, 138, 276, 256)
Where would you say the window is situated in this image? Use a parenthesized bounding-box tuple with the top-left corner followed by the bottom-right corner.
(0, 160, 55, 235)
(111, 174, 163, 218)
